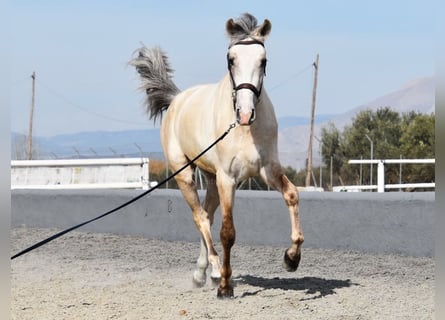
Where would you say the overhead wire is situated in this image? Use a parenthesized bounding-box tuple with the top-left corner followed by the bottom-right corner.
(16, 62, 313, 128)
(34, 78, 148, 126)
(268, 63, 313, 92)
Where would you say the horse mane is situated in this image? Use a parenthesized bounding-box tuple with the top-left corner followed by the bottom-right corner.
(226, 13, 261, 44)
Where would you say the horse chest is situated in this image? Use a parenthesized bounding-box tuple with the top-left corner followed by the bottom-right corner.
(226, 145, 262, 180)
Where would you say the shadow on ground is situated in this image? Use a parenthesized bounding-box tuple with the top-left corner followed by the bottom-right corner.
(236, 275, 358, 300)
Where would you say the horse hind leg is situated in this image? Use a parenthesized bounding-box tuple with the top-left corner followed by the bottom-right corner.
(193, 171, 221, 287)
(173, 167, 220, 288)
(193, 237, 209, 287)
(173, 164, 220, 286)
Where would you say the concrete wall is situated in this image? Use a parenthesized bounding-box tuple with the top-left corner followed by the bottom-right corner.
(11, 189, 435, 257)
(11, 159, 148, 188)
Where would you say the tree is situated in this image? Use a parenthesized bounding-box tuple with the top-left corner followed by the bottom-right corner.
(341, 107, 402, 159)
(320, 107, 435, 190)
(340, 107, 403, 184)
(399, 113, 435, 183)
(400, 113, 435, 158)
(320, 122, 342, 174)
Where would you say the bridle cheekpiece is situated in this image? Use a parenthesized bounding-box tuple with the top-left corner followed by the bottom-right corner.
(227, 39, 267, 123)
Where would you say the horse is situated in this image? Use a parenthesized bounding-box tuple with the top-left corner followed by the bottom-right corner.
(130, 13, 304, 298)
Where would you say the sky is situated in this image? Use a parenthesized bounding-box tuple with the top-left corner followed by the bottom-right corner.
(9, 0, 434, 137)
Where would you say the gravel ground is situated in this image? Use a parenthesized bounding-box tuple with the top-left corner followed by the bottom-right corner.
(11, 227, 434, 319)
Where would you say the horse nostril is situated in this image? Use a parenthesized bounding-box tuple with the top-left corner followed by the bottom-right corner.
(236, 108, 256, 126)
(236, 108, 241, 123)
(249, 109, 256, 124)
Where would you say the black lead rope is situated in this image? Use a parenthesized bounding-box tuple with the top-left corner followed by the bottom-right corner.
(11, 122, 237, 260)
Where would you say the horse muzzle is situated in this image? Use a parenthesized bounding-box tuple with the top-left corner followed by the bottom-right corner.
(232, 83, 261, 126)
(236, 107, 256, 126)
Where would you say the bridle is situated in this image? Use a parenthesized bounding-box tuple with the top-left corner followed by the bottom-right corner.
(227, 39, 267, 124)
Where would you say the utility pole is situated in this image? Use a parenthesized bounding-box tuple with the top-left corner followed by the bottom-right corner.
(27, 71, 36, 160)
(305, 54, 319, 187)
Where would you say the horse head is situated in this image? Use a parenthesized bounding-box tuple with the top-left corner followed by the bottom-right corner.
(226, 13, 271, 126)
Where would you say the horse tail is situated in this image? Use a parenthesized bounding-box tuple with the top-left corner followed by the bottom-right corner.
(129, 46, 180, 122)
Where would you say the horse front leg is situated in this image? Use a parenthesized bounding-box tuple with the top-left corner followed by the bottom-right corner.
(261, 165, 304, 272)
(216, 171, 236, 298)
(280, 174, 304, 271)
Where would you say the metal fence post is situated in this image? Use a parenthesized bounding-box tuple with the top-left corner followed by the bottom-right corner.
(377, 160, 385, 193)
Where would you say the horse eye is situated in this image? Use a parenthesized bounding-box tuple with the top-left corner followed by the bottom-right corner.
(228, 57, 234, 66)
(260, 58, 267, 68)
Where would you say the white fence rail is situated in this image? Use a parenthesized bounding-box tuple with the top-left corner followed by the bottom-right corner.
(11, 158, 150, 190)
(335, 159, 435, 192)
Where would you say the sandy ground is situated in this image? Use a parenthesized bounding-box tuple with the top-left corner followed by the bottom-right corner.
(11, 227, 434, 320)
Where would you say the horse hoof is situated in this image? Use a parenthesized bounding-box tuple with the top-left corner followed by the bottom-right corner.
(210, 269, 221, 280)
(192, 271, 207, 288)
(283, 249, 301, 272)
(193, 279, 206, 288)
(210, 275, 221, 287)
(217, 286, 234, 299)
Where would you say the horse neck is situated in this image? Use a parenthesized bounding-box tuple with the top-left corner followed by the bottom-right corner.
(214, 73, 236, 118)
(219, 73, 233, 98)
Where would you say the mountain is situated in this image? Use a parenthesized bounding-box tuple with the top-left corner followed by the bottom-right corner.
(11, 76, 434, 166)
(328, 76, 435, 129)
(11, 129, 163, 160)
(278, 76, 435, 170)
(12, 116, 335, 160)
(277, 114, 337, 129)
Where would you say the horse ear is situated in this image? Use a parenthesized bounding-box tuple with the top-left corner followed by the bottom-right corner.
(226, 18, 245, 37)
(254, 19, 272, 40)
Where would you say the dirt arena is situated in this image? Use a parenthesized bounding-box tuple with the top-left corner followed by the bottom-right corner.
(11, 227, 434, 319)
